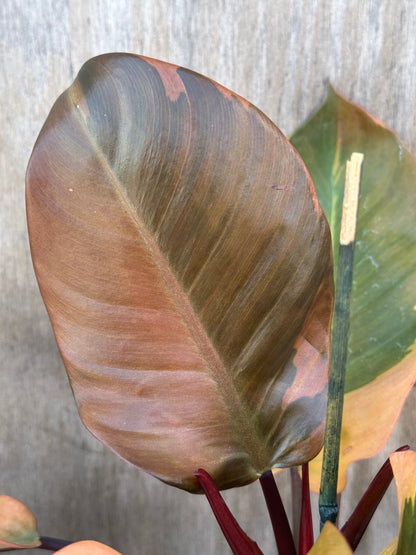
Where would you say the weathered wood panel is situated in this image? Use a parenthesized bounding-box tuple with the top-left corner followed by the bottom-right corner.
(1, 1, 415, 553)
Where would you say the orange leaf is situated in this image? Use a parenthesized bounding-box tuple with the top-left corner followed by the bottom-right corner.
(0, 495, 40, 550)
(56, 540, 122, 554)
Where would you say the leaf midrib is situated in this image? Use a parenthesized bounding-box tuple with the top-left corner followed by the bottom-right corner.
(66, 83, 270, 472)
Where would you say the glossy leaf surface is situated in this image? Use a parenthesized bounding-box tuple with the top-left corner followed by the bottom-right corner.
(0, 496, 40, 550)
(291, 87, 416, 491)
(56, 541, 122, 554)
(27, 54, 333, 491)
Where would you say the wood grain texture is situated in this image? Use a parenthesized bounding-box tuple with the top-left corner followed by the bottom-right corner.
(1, 0, 416, 553)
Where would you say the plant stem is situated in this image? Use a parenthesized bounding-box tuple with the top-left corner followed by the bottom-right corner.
(341, 445, 409, 550)
(319, 153, 364, 528)
(195, 468, 263, 555)
(39, 537, 73, 550)
(259, 470, 296, 555)
(299, 464, 313, 555)
(290, 467, 302, 552)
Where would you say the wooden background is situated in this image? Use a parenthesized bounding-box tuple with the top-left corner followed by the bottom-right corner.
(1, 1, 416, 553)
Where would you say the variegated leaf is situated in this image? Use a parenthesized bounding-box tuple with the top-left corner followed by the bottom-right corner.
(27, 54, 333, 491)
(291, 87, 416, 492)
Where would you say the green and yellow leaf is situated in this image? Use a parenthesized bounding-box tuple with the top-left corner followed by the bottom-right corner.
(0, 495, 41, 550)
(307, 521, 353, 554)
(379, 538, 397, 555)
(291, 86, 416, 492)
(389, 450, 416, 555)
(26, 54, 333, 492)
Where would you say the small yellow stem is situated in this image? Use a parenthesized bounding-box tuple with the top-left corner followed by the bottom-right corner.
(340, 153, 364, 245)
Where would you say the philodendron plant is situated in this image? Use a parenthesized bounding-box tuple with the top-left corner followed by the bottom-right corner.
(3, 54, 415, 553)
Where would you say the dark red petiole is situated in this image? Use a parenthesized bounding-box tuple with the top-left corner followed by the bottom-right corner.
(341, 445, 410, 551)
(299, 464, 313, 555)
(38, 537, 73, 551)
(195, 469, 263, 555)
(259, 470, 297, 555)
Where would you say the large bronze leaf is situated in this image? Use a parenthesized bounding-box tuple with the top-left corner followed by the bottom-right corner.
(26, 54, 333, 492)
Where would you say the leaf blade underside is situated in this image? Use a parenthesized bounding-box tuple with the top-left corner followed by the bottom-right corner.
(26, 54, 333, 491)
